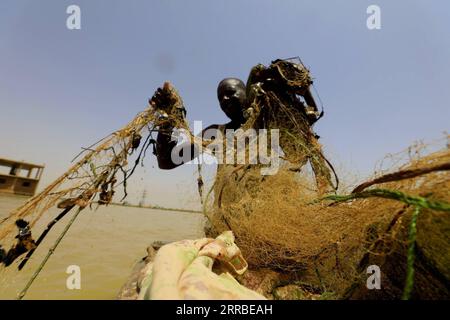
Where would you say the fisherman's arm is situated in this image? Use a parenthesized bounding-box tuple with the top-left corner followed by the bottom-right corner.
(156, 124, 220, 170)
(150, 84, 197, 169)
(155, 124, 181, 170)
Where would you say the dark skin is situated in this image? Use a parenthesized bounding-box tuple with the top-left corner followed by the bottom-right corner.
(246, 63, 320, 126)
(156, 61, 322, 170)
(155, 78, 247, 170)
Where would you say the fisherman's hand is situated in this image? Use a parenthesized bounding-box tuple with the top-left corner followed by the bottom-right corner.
(150, 82, 186, 128)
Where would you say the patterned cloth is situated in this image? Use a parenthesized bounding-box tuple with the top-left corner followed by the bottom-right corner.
(137, 231, 265, 300)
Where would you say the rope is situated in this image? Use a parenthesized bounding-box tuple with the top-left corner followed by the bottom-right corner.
(16, 207, 83, 300)
(352, 162, 450, 193)
(18, 205, 75, 270)
(320, 188, 449, 300)
(321, 188, 450, 212)
(402, 206, 421, 300)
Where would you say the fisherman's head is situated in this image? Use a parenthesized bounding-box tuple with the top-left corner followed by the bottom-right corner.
(217, 78, 246, 123)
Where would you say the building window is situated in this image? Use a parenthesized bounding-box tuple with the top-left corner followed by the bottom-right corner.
(22, 181, 31, 187)
(0, 178, 6, 184)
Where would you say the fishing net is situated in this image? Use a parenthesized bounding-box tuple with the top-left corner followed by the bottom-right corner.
(0, 82, 205, 271)
(242, 59, 336, 194)
(1, 59, 448, 300)
(206, 138, 450, 299)
(195, 61, 450, 299)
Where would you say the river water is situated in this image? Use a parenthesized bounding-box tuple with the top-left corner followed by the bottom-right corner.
(0, 194, 205, 299)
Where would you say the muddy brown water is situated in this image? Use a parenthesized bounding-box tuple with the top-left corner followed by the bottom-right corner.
(0, 194, 205, 299)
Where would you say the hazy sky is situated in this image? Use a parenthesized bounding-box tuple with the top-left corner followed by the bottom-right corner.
(1, 0, 449, 208)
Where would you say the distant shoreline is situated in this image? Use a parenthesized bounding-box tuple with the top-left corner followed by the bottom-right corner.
(0, 193, 203, 214)
(108, 202, 203, 214)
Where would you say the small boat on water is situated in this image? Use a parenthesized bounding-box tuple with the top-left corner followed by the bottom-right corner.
(0, 158, 44, 197)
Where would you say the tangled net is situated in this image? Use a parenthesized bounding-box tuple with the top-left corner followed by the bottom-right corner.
(199, 60, 450, 299)
(242, 59, 336, 193)
(207, 139, 450, 299)
(1, 59, 448, 300)
(0, 82, 199, 271)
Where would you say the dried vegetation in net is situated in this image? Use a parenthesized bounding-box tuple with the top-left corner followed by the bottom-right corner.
(207, 139, 450, 299)
(1, 59, 448, 300)
(0, 82, 193, 270)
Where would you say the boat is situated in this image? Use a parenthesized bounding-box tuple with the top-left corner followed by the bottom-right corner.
(0, 157, 45, 196)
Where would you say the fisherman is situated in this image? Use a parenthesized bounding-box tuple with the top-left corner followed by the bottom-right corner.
(153, 77, 247, 170)
(153, 60, 333, 193)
